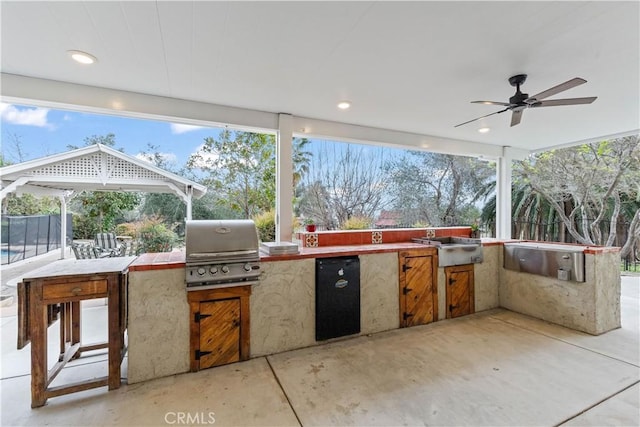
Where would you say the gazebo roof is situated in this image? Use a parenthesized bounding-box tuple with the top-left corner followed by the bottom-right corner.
(0, 144, 207, 201)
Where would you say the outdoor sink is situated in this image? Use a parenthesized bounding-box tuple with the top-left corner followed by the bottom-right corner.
(412, 236, 484, 267)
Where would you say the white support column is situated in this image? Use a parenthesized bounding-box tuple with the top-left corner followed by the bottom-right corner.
(496, 155, 512, 239)
(185, 185, 193, 221)
(59, 195, 67, 259)
(495, 146, 529, 239)
(276, 113, 294, 242)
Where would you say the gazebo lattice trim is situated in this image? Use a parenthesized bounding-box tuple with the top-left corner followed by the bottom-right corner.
(30, 153, 167, 183)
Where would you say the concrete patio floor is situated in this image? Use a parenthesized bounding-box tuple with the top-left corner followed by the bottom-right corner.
(0, 253, 638, 426)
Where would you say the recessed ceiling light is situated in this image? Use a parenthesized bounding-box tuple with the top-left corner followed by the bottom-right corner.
(478, 127, 490, 133)
(337, 101, 351, 110)
(68, 50, 97, 64)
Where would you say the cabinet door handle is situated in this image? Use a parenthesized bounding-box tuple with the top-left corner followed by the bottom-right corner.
(449, 304, 459, 312)
(448, 277, 456, 285)
(403, 287, 413, 295)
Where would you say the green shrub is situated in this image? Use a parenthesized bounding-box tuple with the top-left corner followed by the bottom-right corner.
(342, 216, 372, 230)
(72, 214, 99, 239)
(115, 222, 138, 238)
(253, 210, 275, 242)
(138, 217, 177, 253)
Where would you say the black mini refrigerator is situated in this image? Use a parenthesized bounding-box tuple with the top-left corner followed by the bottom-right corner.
(315, 256, 361, 341)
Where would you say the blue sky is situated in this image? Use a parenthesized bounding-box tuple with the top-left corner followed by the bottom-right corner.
(0, 102, 223, 169)
(1, 103, 402, 172)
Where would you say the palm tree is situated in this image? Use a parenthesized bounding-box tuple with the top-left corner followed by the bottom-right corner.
(292, 138, 312, 212)
(292, 138, 312, 188)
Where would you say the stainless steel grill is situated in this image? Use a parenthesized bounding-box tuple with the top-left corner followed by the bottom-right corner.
(185, 220, 261, 291)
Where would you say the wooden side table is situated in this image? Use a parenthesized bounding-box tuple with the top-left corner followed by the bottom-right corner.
(18, 257, 135, 408)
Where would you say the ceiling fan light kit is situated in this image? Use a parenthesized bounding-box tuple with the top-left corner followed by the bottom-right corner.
(455, 74, 597, 128)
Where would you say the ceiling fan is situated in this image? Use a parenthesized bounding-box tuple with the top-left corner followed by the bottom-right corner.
(454, 74, 597, 128)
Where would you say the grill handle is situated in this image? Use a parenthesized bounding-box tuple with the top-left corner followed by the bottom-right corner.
(187, 250, 259, 259)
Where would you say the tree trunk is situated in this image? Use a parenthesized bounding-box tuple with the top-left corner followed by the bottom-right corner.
(620, 210, 640, 259)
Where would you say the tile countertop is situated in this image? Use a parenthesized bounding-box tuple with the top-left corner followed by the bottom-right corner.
(128, 243, 435, 271)
(128, 239, 619, 272)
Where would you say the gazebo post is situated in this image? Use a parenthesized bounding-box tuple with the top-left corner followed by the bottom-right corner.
(59, 195, 67, 259)
(186, 185, 193, 220)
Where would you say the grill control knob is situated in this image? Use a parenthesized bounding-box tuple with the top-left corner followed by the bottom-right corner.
(209, 266, 218, 275)
(243, 263, 252, 272)
(197, 267, 206, 276)
(221, 265, 230, 274)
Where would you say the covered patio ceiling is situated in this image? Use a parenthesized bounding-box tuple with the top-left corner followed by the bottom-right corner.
(1, 1, 638, 156)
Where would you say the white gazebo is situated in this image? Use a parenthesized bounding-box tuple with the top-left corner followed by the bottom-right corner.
(0, 143, 207, 258)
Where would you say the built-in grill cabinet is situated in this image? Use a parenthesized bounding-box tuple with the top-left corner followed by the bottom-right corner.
(184, 220, 259, 371)
(399, 249, 438, 327)
(188, 286, 251, 371)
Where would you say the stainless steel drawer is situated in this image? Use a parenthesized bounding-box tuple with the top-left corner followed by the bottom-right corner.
(504, 243, 586, 282)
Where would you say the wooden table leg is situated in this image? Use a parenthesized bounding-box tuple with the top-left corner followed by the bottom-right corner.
(59, 303, 66, 359)
(71, 301, 81, 359)
(107, 275, 121, 390)
(30, 283, 47, 408)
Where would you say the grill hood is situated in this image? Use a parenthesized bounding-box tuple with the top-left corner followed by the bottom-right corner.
(185, 219, 260, 264)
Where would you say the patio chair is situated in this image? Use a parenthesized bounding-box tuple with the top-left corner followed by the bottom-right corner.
(123, 240, 144, 256)
(94, 232, 126, 257)
(71, 243, 100, 259)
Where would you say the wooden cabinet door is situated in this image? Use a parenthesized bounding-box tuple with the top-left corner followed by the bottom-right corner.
(445, 264, 474, 319)
(399, 250, 437, 327)
(199, 298, 241, 369)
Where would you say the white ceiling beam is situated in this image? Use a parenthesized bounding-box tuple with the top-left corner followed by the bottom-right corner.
(292, 116, 507, 159)
(0, 73, 279, 134)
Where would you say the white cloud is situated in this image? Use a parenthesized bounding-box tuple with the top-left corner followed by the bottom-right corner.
(0, 103, 51, 128)
(170, 123, 203, 134)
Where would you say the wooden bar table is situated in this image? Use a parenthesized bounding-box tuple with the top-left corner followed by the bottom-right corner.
(17, 256, 136, 408)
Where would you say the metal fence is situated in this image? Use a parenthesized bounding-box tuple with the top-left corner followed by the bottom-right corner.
(1, 214, 73, 265)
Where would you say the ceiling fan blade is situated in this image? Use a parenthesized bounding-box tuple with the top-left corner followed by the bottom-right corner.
(531, 97, 597, 107)
(454, 108, 509, 128)
(527, 77, 586, 101)
(510, 110, 523, 127)
(471, 100, 511, 107)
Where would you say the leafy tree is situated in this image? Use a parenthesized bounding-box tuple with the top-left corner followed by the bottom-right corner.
(293, 138, 312, 205)
(387, 152, 494, 226)
(298, 144, 391, 228)
(73, 191, 139, 235)
(517, 136, 639, 257)
(137, 143, 188, 228)
(4, 194, 59, 215)
(188, 130, 275, 218)
(481, 136, 640, 258)
(67, 133, 119, 151)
